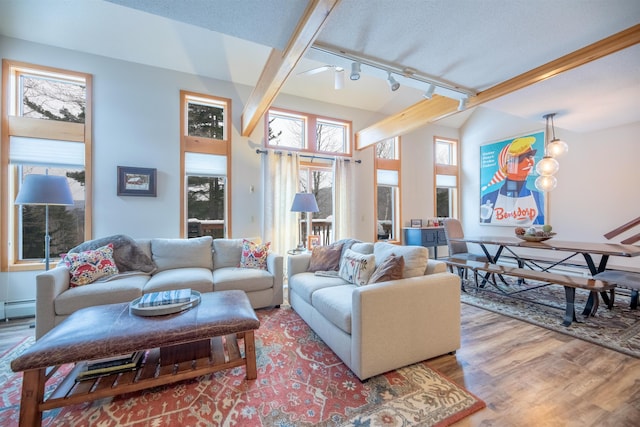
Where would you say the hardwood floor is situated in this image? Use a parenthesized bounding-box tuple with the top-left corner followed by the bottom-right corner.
(1, 305, 639, 426)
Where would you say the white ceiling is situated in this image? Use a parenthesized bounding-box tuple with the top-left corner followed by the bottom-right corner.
(1, 0, 639, 133)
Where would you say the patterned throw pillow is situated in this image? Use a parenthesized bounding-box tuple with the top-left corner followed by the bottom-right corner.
(65, 243, 119, 287)
(307, 243, 344, 272)
(339, 248, 376, 286)
(239, 239, 270, 270)
(368, 254, 405, 284)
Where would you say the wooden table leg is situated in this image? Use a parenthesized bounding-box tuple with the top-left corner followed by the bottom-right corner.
(244, 330, 257, 380)
(19, 368, 46, 427)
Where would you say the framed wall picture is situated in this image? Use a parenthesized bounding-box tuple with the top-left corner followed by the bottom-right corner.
(117, 166, 157, 197)
(307, 235, 321, 250)
(410, 219, 422, 228)
(479, 131, 547, 226)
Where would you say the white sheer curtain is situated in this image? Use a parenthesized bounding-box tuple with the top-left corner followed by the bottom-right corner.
(263, 150, 300, 255)
(333, 157, 354, 240)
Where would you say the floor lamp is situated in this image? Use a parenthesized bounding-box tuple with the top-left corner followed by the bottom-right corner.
(15, 174, 74, 271)
(290, 192, 319, 252)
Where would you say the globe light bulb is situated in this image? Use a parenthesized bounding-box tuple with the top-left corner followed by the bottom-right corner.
(547, 138, 569, 158)
(535, 175, 557, 192)
(535, 156, 559, 176)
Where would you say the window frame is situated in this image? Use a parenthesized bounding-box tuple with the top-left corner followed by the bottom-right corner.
(1, 60, 93, 271)
(180, 90, 232, 238)
(433, 136, 460, 220)
(374, 137, 401, 243)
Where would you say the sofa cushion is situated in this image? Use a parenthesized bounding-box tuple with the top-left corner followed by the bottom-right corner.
(339, 249, 376, 286)
(240, 239, 270, 270)
(68, 234, 157, 273)
(312, 285, 355, 334)
(288, 272, 349, 304)
(55, 274, 149, 316)
(212, 238, 260, 269)
(151, 236, 213, 272)
(374, 242, 428, 278)
(213, 267, 274, 293)
(143, 267, 213, 294)
(308, 243, 344, 272)
(65, 243, 119, 287)
(368, 254, 404, 284)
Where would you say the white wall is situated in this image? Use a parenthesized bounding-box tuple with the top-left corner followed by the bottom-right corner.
(0, 36, 385, 310)
(460, 107, 640, 269)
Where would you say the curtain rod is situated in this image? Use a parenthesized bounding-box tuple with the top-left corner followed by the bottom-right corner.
(255, 149, 361, 164)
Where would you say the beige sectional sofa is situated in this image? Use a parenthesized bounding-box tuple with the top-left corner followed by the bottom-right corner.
(36, 235, 283, 340)
(287, 240, 461, 380)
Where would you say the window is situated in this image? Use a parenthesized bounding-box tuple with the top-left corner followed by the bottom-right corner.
(434, 137, 459, 219)
(375, 137, 401, 242)
(180, 91, 231, 238)
(1, 60, 91, 271)
(266, 108, 351, 155)
(299, 165, 333, 245)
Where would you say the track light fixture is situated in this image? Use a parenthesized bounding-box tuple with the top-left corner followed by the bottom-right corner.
(387, 72, 400, 91)
(423, 84, 435, 99)
(350, 62, 361, 80)
(457, 96, 468, 111)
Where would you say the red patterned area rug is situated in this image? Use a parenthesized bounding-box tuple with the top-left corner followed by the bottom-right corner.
(0, 307, 485, 426)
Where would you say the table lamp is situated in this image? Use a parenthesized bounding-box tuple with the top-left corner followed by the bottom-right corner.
(15, 173, 74, 270)
(290, 192, 319, 251)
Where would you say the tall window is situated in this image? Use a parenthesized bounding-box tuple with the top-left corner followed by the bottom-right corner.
(1, 60, 91, 270)
(434, 137, 459, 219)
(266, 108, 351, 245)
(375, 137, 401, 242)
(180, 91, 231, 238)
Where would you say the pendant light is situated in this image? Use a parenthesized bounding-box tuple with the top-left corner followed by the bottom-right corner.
(546, 113, 569, 158)
(535, 113, 562, 192)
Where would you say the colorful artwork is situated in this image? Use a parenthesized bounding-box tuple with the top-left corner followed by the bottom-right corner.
(479, 131, 546, 226)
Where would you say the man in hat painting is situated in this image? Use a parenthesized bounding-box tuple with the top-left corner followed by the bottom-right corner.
(480, 136, 544, 226)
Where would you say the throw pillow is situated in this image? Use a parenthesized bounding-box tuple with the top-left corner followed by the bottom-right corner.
(368, 254, 405, 284)
(307, 243, 344, 272)
(240, 239, 270, 270)
(339, 248, 376, 286)
(65, 243, 119, 287)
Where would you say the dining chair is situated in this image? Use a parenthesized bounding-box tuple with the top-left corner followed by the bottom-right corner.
(443, 218, 489, 285)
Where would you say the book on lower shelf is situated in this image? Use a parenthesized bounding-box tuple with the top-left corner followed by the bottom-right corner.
(138, 288, 192, 307)
(77, 351, 144, 380)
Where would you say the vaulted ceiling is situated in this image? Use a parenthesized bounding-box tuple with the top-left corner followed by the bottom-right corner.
(2, 0, 639, 146)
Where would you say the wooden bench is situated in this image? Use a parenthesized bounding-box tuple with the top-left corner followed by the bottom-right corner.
(444, 258, 615, 326)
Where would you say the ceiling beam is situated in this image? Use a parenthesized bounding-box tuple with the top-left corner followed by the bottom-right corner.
(355, 23, 640, 150)
(241, 0, 340, 137)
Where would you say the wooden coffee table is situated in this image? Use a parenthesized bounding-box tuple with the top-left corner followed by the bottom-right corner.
(11, 290, 260, 427)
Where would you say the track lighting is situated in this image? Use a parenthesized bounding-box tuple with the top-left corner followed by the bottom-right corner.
(387, 73, 400, 91)
(423, 84, 435, 99)
(457, 96, 468, 111)
(350, 62, 361, 80)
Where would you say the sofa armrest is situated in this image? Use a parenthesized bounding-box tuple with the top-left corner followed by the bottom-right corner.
(287, 253, 312, 280)
(36, 265, 71, 340)
(426, 259, 447, 274)
(267, 252, 284, 306)
(351, 272, 461, 379)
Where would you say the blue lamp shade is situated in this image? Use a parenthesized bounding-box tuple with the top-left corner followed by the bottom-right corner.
(15, 174, 74, 206)
(290, 192, 319, 213)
